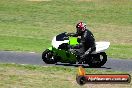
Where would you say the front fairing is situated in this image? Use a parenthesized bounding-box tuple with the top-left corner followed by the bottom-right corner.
(52, 33, 69, 49)
(51, 32, 79, 49)
(51, 33, 77, 63)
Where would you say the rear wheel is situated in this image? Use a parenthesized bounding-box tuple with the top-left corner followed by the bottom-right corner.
(42, 49, 57, 64)
(87, 52, 107, 67)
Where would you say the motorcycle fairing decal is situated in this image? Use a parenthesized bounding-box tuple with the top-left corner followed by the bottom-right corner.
(48, 47, 52, 50)
(69, 37, 79, 45)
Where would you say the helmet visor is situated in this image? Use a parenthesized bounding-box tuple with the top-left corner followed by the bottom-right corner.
(77, 28, 83, 34)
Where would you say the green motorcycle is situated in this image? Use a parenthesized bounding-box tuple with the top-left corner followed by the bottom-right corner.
(42, 32, 110, 67)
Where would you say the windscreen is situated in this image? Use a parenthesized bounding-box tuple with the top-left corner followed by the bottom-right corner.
(56, 33, 68, 41)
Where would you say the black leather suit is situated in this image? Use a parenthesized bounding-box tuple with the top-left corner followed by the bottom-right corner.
(68, 29, 96, 54)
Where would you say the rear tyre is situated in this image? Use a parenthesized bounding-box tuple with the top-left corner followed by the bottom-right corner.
(42, 49, 57, 64)
(99, 52, 107, 66)
(87, 52, 107, 67)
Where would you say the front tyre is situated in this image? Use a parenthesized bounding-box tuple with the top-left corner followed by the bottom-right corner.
(87, 52, 107, 67)
(42, 49, 57, 64)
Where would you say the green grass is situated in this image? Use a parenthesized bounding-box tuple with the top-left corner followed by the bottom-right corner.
(0, 1, 132, 87)
(0, 0, 132, 59)
(0, 63, 131, 88)
(107, 44, 132, 59)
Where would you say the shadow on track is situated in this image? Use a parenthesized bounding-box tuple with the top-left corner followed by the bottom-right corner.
(55, 62, 111, 69)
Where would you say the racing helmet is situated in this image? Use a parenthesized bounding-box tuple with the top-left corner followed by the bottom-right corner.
(76, 22, 87, 34)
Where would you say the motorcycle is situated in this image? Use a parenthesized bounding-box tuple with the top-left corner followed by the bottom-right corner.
(42, 32, 110, 67)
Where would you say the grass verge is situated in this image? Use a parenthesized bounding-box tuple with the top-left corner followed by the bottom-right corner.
(0, 63, 131, 88)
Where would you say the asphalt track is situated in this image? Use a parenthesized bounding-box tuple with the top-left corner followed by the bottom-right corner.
(0, 51, 132, 72)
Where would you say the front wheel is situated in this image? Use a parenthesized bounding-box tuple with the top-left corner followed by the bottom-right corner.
(87, 52, 107, 67)
(42, 49, 57, 64)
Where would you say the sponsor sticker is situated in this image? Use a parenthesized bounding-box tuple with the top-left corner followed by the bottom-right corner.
(76, 66, 131, 85)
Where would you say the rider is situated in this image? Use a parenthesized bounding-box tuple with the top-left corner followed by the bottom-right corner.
(67, 22, 96, 60)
